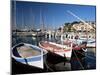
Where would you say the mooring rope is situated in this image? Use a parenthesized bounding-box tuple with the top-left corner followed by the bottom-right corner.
(44, 57, 54, 71)
(73, 50, 84, 69)
(75, 50, 96, 60)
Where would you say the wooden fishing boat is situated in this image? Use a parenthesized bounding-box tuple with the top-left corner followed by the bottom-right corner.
(12, 43, 47, 69)
(39, 41, 72, 60)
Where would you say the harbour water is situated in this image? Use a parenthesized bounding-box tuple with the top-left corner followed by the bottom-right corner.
(12, 35, 96, 74)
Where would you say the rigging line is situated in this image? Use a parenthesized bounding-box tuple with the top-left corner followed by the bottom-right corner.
(75, 50, 96, 60)
(67, 10, 89, 26)
(73, 50, 84, 69)
(44, 57, 54, 71)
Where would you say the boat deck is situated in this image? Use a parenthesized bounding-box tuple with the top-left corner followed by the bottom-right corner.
(40, 41, 71, 52)
(17, 45, 41, 58)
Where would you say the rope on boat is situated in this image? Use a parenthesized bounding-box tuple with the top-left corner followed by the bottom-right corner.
(82, 48, 87, 52)
(75, 50, 96, 60)
(73, 50, 84, 69)
(44, 57, 54, 71)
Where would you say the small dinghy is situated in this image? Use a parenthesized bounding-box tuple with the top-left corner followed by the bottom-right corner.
(12, 43, 47, 69)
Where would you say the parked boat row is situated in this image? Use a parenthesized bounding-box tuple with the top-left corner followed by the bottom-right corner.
(62, 33, 96, 48)
(12, 34, 95, 69)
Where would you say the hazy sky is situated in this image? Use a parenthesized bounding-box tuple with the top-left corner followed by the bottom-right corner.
(12, 1, 96, 29)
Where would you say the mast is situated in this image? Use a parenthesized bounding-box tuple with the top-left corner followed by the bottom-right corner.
(61, 25, 64, 45)
(21, 7, 24, 30)
(40, 8, 45, 33)
(13, 0, 16, 32)
(30, 7, 34, 31)
(67, 11, 87, 25)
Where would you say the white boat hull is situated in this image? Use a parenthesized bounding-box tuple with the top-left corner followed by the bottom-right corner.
(87, 43, 96, 48)
(12, 43, 47, 69)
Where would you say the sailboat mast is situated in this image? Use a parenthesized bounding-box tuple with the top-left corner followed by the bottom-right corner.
(21, 7, 23, 30)
(61, 25, 64, 45)
(40, 9, 45, 33)
(14, 0, 16, 31)
(30, 7, 34, 31)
